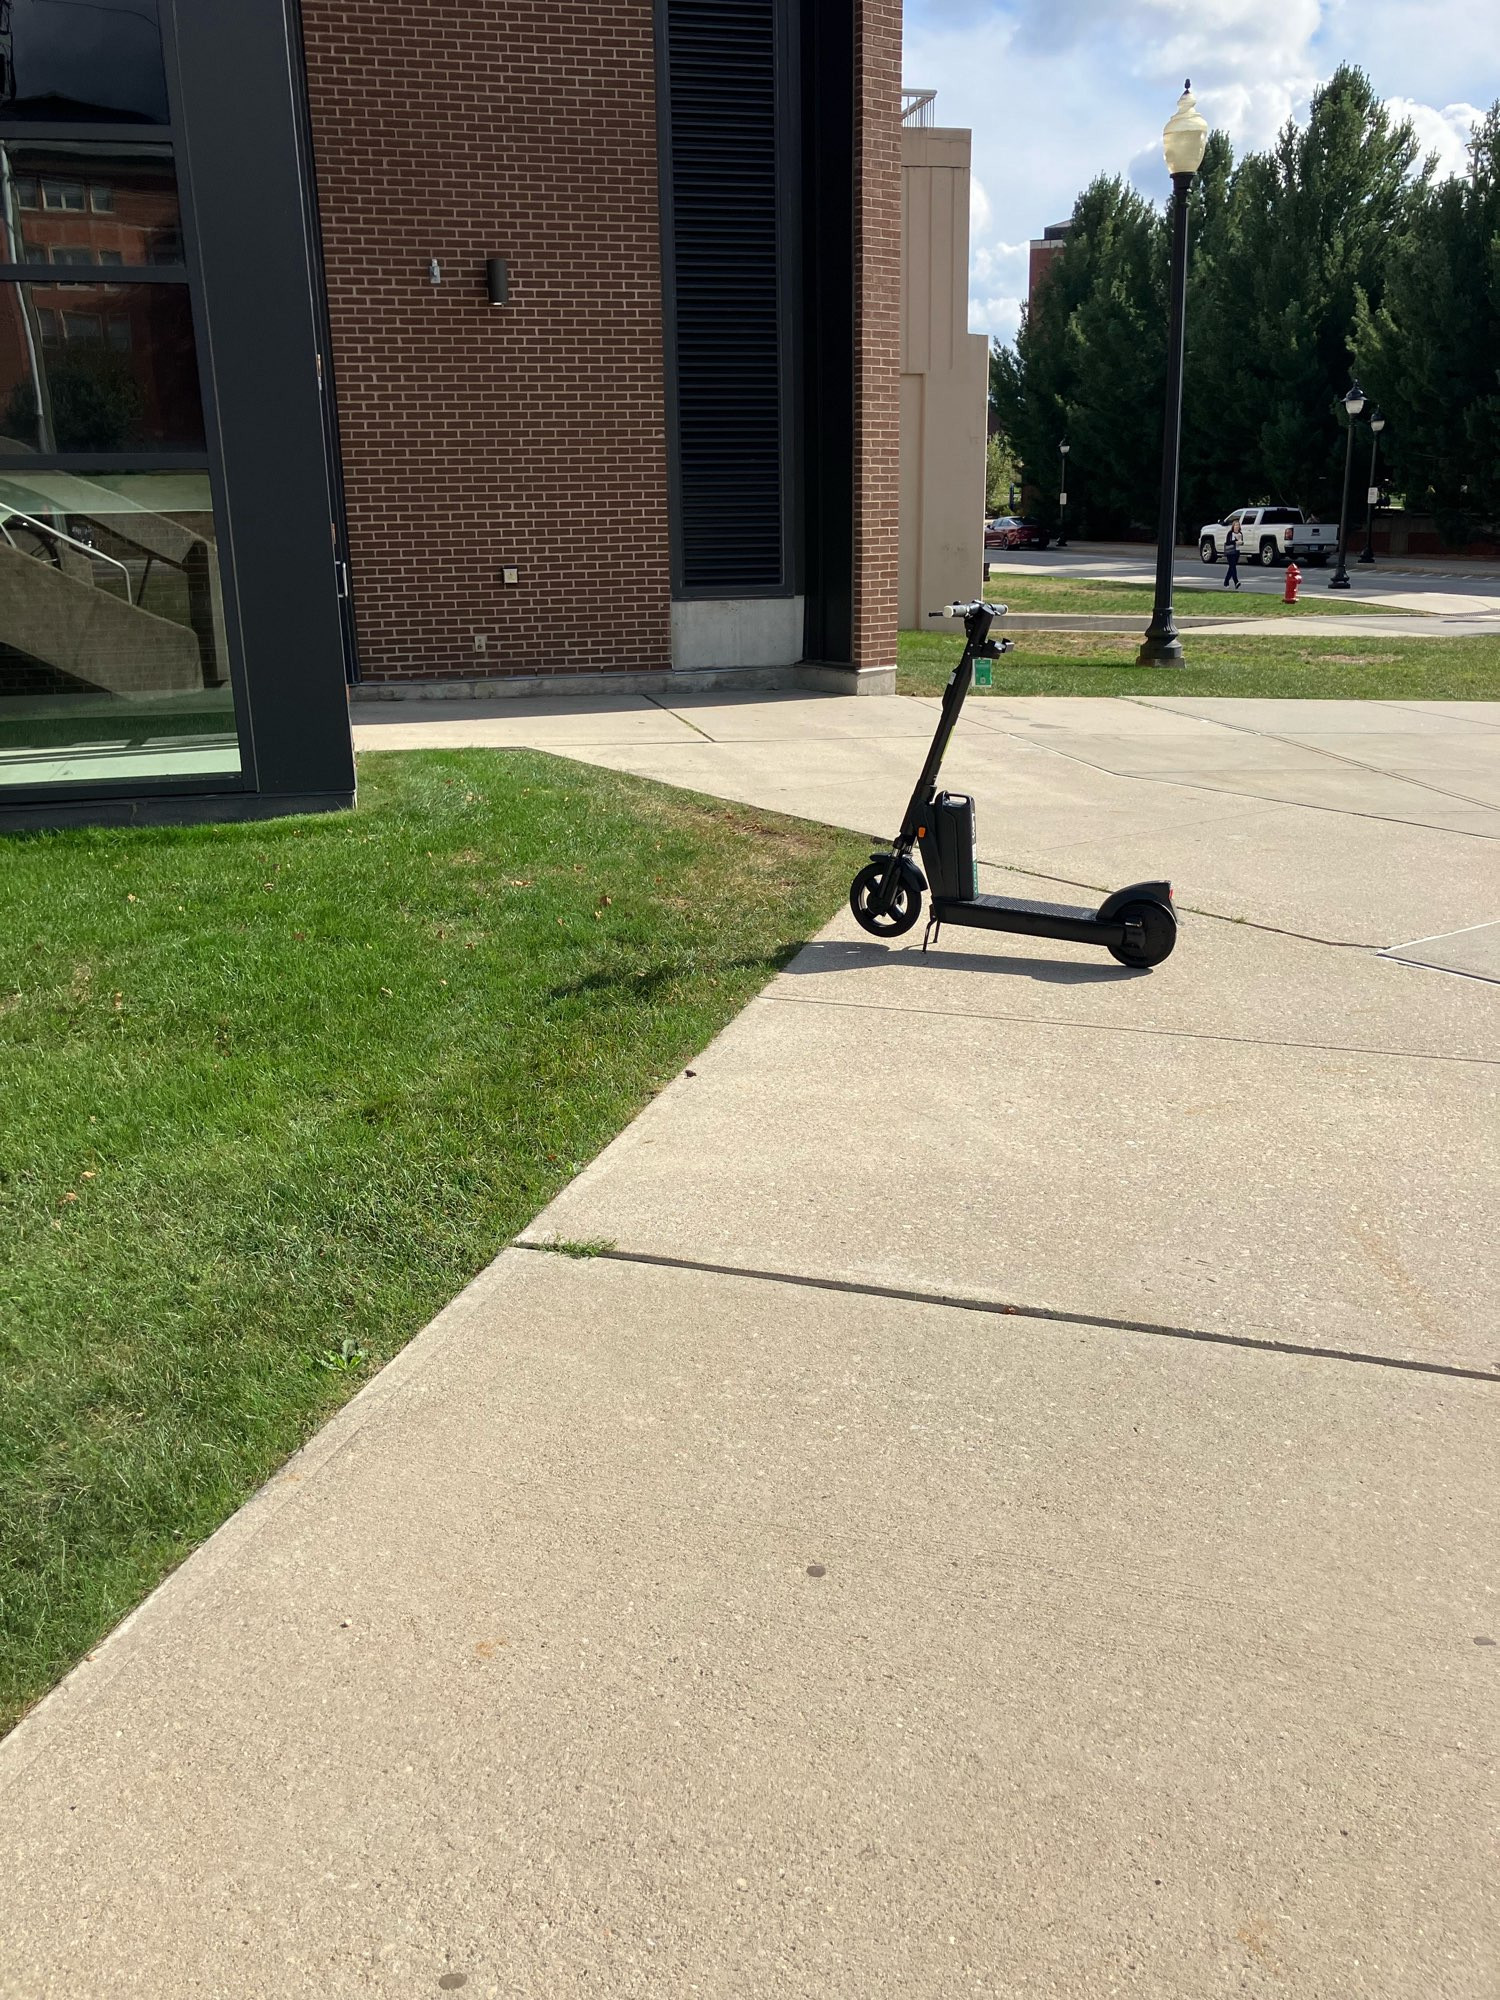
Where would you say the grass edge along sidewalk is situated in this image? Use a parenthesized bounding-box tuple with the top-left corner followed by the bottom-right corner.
(0, 749, 868, 1737)
(897, 627, 1500, 699)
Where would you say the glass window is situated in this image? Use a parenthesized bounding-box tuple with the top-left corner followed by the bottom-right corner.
(0, 0, 169, 126)
(51, 247, 97, 266)
(97, 250, 125, 268)
(1, 143, 183, 269)
(0, 469, 240, 790)
(1, 281, 205, 451)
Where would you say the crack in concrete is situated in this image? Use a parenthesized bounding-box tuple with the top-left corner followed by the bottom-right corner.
(756, 990, 1500, 1066)
(513, 1242, 1500, 1385)
(1125, 697, 1500, 814)
(946, 701, 1499, 839)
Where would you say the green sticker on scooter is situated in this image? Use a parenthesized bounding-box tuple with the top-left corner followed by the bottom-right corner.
(973, 659, 993, 688)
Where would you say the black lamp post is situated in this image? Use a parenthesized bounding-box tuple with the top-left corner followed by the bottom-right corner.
(1138, 82, 1209, 667)
(1328, 378, 1366, 589)
(1358, 408, 1385, 564)
(1056, 440, 1070, 547)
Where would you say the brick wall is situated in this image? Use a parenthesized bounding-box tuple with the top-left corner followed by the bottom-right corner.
(851, 0, 902, 669)
(297, 2, 670, 681)
(1027, 237, 1066, 308)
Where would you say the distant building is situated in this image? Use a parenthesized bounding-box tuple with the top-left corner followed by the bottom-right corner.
(899, 100, 989, 629)
(1027, 221, 1073, 308)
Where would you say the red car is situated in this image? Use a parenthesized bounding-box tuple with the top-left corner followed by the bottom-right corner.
(984, 515, 1050, 550)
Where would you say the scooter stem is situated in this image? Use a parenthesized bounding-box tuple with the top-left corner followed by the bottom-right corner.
(869, 602, 1000, 918)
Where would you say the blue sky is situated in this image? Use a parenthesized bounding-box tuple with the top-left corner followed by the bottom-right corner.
(903, 0, 1500, 347)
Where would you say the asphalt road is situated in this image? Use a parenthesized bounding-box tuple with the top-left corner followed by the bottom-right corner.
(984, 541, 1500, 623)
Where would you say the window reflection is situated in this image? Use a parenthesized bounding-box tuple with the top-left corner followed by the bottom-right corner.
(0, 469, 239, 788)
(0, 0, 169, 125)
(0, 142, 183, 266)
(1, 280, 204, 450)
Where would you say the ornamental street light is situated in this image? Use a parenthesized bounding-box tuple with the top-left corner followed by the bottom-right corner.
(1056, 440, 1070, 547)
(1328, 378, 1367, 589)
(1358, 407, 1386, 564)
(1138, 81, 1209, 667)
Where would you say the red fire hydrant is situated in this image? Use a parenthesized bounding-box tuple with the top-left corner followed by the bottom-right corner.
(1284, 560, 1301, 604)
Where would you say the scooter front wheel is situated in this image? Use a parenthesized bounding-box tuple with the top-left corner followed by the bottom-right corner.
(850, 859, 924, 938)
(1107, 898, 1177, 968)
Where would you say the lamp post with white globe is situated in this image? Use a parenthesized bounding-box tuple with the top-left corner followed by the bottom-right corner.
(1358, 407, 1386, 564)
(1138, 81, 1209, 667)
(1328, 379, 1367, 589)
(1056, 440, 1070, 547)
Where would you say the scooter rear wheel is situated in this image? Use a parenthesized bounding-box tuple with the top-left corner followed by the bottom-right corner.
(1107, 898, 1177, 968)
(850, 859, 924, 938)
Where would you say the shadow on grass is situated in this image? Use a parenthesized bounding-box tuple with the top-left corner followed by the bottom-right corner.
(546, 947, 807, 1004)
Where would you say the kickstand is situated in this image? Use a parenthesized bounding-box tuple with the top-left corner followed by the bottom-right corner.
(922, 918, 940, 952)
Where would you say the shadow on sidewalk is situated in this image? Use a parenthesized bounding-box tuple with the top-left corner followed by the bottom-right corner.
(782, 939, 1145, 985)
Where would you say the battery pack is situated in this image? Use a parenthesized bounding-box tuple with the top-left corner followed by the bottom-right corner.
(918, 792, 977, 901)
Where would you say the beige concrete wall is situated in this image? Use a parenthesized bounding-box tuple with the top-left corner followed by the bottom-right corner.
(900, 124, 989, 629)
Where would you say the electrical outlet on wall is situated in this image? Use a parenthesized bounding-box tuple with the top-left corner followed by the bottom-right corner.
(472, 633, 488, 652)
(501, 567, 519, 586)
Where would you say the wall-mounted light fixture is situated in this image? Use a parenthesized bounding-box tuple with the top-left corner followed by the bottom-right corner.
(486, 257, 510, 305)
(429, 256, 442, 285)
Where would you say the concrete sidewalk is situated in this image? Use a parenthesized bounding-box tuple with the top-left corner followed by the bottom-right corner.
(3, 692, 1497, 1997)
(356, 690, 1500, 944)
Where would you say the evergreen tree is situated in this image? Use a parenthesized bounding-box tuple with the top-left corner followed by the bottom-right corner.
(990, 176, 1163, 536)
(1178, 129, 1237, 537)
(1058, 180, 1167, 535)
(1355, 104, 1500, 538)
(1215, 66, 1425, 516)
(991, 67, 1433, 542)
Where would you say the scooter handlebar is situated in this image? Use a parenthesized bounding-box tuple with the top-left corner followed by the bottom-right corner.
(929, 601, 1009, 619)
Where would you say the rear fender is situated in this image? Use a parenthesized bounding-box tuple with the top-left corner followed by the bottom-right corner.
(1096, 881, 1173, 921)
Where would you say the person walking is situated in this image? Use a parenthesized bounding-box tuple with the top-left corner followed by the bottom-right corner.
(1223, 519, 1242, 590)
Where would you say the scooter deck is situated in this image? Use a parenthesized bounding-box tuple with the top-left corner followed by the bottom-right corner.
(931, 892, 1121, 946)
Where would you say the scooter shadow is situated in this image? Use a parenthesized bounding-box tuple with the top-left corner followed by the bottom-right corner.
(783, 939, 1147, 984)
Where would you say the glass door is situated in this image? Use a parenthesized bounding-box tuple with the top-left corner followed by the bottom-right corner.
(0, 3, 243, 794)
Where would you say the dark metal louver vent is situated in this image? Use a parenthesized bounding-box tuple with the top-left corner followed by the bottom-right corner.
(662, 0, 787, 593)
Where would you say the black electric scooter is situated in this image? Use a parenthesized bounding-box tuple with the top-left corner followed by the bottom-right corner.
(849, 601, 1177, 967)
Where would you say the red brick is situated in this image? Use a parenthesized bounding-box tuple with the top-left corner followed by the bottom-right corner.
(298, 1, 899, 684)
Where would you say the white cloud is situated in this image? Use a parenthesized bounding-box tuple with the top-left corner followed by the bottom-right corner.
(905, 0, 1500, 346)
(971, 295, 1022, 339)
(967, 231, 1028, 342)
(1386, 97, 1482, 178)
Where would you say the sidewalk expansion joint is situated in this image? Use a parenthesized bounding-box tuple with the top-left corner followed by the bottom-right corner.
(513, 1244, 1498, 1385)
(975, 861, 1374, 949)
(757, 992, 1500, 1065)
(1384, 698, 1500, 731)
(643, 693, 717, 743)
(1123, 697, 1500, 815)
(960, 714, 1498, 840)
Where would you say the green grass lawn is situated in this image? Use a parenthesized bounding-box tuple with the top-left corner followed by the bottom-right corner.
(0, 750, 866, 1736)
(898, 627, 1500, 699)
(973, 572, 1408, 618)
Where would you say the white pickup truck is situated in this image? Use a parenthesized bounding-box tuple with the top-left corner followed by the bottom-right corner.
(1198, 507, 1338, 568)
